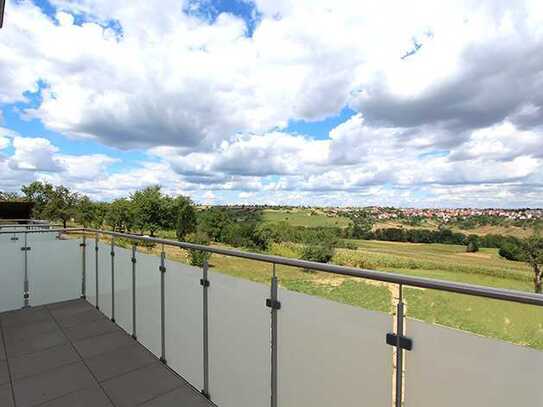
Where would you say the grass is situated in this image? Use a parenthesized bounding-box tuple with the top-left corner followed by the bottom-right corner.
(262, 208, 351, 228)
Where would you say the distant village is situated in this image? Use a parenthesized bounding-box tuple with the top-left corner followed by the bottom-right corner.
(327, 207, 543, 222)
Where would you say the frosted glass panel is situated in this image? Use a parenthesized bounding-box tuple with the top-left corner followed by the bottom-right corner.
(86, 238, 97, 307)
(404, 319, 543, 406)
(165, 260, 203, 389)
(112, 246, 133, 333)
(134, 250, 161, 357)
(97, 242, 113, 318)
(278, 288, 393, 407)
(208, 271, 271, 407)
(28, 239, 81, 306)
(0, 238, 24, 312)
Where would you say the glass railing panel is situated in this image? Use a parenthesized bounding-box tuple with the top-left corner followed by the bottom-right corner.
(133, 247, 161, 357)
(0, 236, 24, 312)
(165, 259, 203, 390)
(112, 244, 133, 334)
(27, 238, 81, 306)
(404, 313, 543, 406)
(86, 238, 97, 308)
(277, 278, 394, 407)
(208, 263, 271, 407)
(97, 241, 113, 318)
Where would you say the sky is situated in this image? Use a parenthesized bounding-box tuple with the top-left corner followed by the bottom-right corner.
(0, 0, 542, 207)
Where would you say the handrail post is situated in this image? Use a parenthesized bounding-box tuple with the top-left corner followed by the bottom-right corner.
(22, 231, 30, 308)
(201, 257, 210, 399)
(395, 284, 405, 407)
(81, 235, 87, 299)
(111, 237, 115, 323)
(159, 246, 167, 364)
(268, 264, 280, 407)
(131, 244, 137, 340)
(95, 231, 100, 310)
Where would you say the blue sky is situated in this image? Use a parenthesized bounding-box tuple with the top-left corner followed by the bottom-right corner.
(1, 0, 542, 207)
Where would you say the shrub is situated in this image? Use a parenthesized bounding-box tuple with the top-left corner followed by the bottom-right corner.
(499, 242, 523, 261)
(187, 231, 211, 267)
(466, 240, 479, 253)
(301, 243, 335, 266)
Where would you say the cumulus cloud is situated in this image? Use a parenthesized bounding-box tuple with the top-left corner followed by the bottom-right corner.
(0, 0, 543, 206)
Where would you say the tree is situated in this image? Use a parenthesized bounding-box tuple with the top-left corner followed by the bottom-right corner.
(40, 185, 79, 228)
(74, 196, 96, 227)
(466, 235, 480, 253)
(105, 199, 135, 232)
(171, 196, 197, 240)
(21, 181, 54, 218)
(130, 186, 168, 236)
(187, 231, 211, 267)
(519, 235, 543, 293)
(348, 209, 374, 239)
(197, 208, 232, 242)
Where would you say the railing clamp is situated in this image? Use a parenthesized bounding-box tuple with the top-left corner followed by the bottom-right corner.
(200, 278, 210, 287)
(386, 333, 413, 351)
(10, 237, 19, 241)
(266, 298, 281, 310)
(95, 246, 99, 252)
(159, 265, 166, 273)
(80, 243, 86, 247)
(20, 246, 31, 251)
(131, 257, 137, 264)
(110, 251, 115, 257)
(201, 390, 210, 399)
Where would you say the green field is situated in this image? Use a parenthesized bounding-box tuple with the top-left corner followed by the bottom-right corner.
(261, 208, 351, 228)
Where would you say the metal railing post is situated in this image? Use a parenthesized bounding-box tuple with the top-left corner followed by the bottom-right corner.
(131, 244, 137, 340)
(268, 263, 280, 407)
(111, 237, 115, 323)
(395, 284, 405, 407)
(22, 231, 30, 308)
(95, 232, 99, 310)
(159, 247, 167, 364)
(201, 258, 210, 399)
(81, 235, 86, 299)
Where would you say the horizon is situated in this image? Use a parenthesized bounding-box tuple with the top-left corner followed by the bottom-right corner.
(1, 1, 542, 208)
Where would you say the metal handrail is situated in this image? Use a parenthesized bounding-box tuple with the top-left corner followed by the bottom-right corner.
(2, 226, 543, 306)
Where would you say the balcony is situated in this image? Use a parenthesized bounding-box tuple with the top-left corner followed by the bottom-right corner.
(1, 227, 543, 407)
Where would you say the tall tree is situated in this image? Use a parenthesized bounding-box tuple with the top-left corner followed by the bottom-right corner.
(40, 185, 79, 228)
(519, 235, 543, 293)
(130, 185, 167, 236)
(171, 195, 197, 240)
(74, 196, 96, 227)
(21, 181, 54, 218)
(105, 198, 135, 232)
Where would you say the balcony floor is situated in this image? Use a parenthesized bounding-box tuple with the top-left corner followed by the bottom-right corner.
(0, 299, 214, 407)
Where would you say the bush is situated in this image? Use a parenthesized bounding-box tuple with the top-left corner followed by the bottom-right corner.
(499, 242, 523, 261)
(301, 244, 335, 267)
(466, 241, 479, 252)
(187, 231, 211, 267)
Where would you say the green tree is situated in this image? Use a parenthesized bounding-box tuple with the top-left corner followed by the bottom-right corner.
(466, 235, 480, 253)
(348, 209, 374, 239)
(519, 235, 543, 293)
(74, 196, 96, 227)
(171, 196, 197, 240)
(21, 181, 55, 218)
(40, 185, 79, 228)
(105, 198, 135, 232)
(130, 186, 168, 236)
(187, 231, 211, 267)
(197, 208, 232, 242)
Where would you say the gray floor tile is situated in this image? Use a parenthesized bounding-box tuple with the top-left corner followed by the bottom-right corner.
(0, 383, 14, 407)
(63, 317, 120, 341)
(74, 331, 134, 359)
(0, 360, 9, 385)
(139, 386, 213, 407)
(0, 337, 6, 361)
(1, 308, 52, 328)
(13, 362, 97, 407)
(85, 343, 156, 382)
(36, 387, 113, 407)
(3, 319, 60, 340)
(46, 299, 88, 311)
(102, 363, 182, 407)
(5, 328, 67, 358)
(10, 344, 79, 380)
(54, 309, 106, 329)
